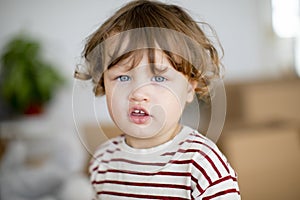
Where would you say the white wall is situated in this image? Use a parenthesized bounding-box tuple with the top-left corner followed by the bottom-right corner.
(0, 0, 295, 127)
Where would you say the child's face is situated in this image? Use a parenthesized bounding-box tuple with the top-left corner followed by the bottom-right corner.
(103, 50, 196, 148)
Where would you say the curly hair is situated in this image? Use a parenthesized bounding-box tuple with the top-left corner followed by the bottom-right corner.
(74, 0, 223, 101)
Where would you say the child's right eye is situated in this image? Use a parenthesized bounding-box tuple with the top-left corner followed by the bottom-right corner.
(116, 75, 131, 82)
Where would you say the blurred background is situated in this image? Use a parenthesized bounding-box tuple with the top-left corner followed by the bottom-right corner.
(0, 0, 299, 199)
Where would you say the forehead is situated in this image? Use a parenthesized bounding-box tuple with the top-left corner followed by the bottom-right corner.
(92, 28, 201, 71)
(108, 49, 172, 72)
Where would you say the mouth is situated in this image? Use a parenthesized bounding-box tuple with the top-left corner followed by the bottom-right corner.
(129, 106, 151, 124)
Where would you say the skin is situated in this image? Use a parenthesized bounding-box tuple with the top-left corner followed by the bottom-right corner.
(104, 50, 197, 149)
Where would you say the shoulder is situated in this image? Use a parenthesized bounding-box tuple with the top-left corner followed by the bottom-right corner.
(180, 127, 240, 199)
(182, 127, 235, 177)
(179, 126, 224, 161)
(94, 135, 123, 156)
(88, 135, 124, 174)
(186, 129, 235, 179)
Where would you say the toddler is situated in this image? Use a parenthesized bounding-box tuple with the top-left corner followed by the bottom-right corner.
(75, 0, 240, 199)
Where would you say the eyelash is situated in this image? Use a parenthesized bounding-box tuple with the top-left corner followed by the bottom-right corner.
(116, 75, 131, 82)
(115, 75, 167, 82)
(151, 75, 167, 82)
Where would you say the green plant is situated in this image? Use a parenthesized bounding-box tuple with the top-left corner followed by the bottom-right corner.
(0, 34, 64, 114)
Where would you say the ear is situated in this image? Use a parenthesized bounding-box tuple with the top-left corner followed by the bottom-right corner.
(186, 80, 198, 103)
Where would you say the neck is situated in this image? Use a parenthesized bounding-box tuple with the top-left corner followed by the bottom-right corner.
(125, 124, 182, 149)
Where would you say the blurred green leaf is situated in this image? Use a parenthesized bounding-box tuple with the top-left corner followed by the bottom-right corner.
(0, 34, 65, 114)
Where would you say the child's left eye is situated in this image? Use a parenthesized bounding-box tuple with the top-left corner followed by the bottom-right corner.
(152, 76, 166, 82)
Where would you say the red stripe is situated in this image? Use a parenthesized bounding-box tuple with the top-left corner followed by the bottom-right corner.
(210, 175, 238, 188)
(91, 165, 98, 172)
(161, 151, 176, 156)
(191, 175, 204, 194)
(112, 140, 121, 145)
(170, 159, 212, 184)
(97, 191, 189, 200)
(197, 176, 238, 197)
(180, 148, 222, 178)
(98, 158, 167, 166)
(95, 148, 120, 159)
(97, 168, 191, 177)
(202, 188, 240, 200)
(185, 139, 230, 173)
(92, 179, 191, 190)
(191, 175, 238, 196)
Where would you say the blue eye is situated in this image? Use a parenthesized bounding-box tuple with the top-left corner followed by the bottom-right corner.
(117, 75, 131, 82)
(152, 76, 166, 82)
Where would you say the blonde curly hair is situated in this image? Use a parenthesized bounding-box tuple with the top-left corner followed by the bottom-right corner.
(74, 0, 223, 101)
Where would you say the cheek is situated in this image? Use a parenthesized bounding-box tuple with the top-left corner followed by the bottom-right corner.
(163, 82, 189, 107)
(105, 84, 130, 118)
(153, 87, 185, 118)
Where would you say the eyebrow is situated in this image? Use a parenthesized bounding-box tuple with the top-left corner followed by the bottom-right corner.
(107, 49, 173, 74)
(108, 57, 136, 73)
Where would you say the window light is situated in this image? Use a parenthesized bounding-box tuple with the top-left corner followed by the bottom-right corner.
(272, 0, 299, 38)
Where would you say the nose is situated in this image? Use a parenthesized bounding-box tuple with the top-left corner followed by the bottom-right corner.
(129, 85, 150, 103)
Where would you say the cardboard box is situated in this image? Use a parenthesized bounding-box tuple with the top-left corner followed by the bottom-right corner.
(225, 78, 300, 124)
(222, 126, 300, 200)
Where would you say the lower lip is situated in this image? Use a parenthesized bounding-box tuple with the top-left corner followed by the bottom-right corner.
(129, 114, 151, 124)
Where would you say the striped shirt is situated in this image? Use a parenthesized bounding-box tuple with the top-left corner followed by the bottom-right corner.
(89, 126, 240, 199)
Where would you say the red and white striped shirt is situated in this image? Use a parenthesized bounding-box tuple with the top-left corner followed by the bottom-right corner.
(89, 126, 240, 199)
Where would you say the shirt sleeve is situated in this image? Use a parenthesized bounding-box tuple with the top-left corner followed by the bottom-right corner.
(196, 172, 241, 199)
(191, 136, 241, 199)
